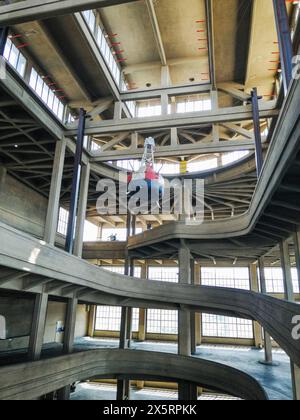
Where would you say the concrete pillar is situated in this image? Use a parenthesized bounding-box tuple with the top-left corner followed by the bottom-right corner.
(279, 239, 300, 400)
(194, 263, 202, 347)
(249, 264, 263, 348)
(44, 138, 67, 245)
(280, 239, 294, 301)
(28, 293, 48, 361)
(161, 93, 169, 116)
(0, 165, 7, 189)
(178, 245, 197, 400)
(73, 163, 90, 257)
(258, 258, 273, 365)
(87, 305, 96, 338)
(114, 101, 123, 120)
(161, 65, 171, 87)
(63, 297, 78, 354)
(171, 127, 178, 146)
(57, 385, 71, 401)
(138, 263, 148, 342)
(190, 259, 197, 355)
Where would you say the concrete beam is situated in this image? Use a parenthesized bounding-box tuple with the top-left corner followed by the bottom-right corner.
(0, 0, 138, 27)
(67, 103, 278, 136)
(90, 139, 263, 161)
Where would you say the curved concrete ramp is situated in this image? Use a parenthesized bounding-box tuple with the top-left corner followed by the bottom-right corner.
(0, 350, 268, 400)
(0, 221, 299, 366)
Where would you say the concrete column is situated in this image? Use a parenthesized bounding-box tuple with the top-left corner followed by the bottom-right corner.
(258, 258, 273, 365)
(194, 263, 202, 346)
(63, 297, 78, 354)
(178, 245, 197, 400)
(161, 93, 169, 116)
(87, 305, 96, 338)
(44, 138, 67, 245)
(249, 264, 263, 348)
(171, 127, 178, 146)
(190, 258, 197, 355)
(280, 239, 294, 301)
(0, 165, 7, 189)
(28, 293, 48, 361)
(279, 239, 300, 400)
(114, 101, 123, 120)
(57, 297, 77, 400)
(138, 263, 148, 342)
(73, 163, 90, 258)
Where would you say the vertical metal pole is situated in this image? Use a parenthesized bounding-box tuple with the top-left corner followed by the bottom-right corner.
(65, 108, 86, 254)
(0, 27, 9, 56)
(273, 0, 293, 95)
(251, 88, 263, 177)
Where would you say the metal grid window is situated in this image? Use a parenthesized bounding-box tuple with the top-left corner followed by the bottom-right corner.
(146, 267, 178, 335)
(202, 314, 253, 339)
(29, 67, 65, 121)
(147, 309, 178, 335)
(176, 97, 211, 113)
(82, 10, 121, 87)
(95, 306, 139, 332)
(3, 38, 27, 77)
(148, 267, 179, 283)
(201, 267, 250, 290)
(263, 268, 299, 294)
(57, 207, 69, 237)
(95, 266, 141, 332)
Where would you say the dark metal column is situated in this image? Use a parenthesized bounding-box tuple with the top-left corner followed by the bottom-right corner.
(273, 0, 293, 95)
(251, 88, 264, 177)
(0, 27, 8, 56)
(65, 108, 86, 254)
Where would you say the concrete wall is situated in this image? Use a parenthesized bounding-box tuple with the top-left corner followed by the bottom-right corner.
(0, 293, 89, 351)
(0, 168, 47, 238)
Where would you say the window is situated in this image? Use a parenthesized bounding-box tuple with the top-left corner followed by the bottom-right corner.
(3, 38, 27, 77)
(95, 306, 121, 331)
(176, 97, 211, 114)
(201, 267, 250, 290)
(95, 306, 139, 332)
(29, 67, 65, 121)
(187, 158, 218, 173)
(147, 309, 178, 335)
(83, 10, 122, 87)
(57, 207, 69, 236)
(202, 314, 253, 339)
(148, 267, 178, 283)
(262, 268, 299, 294)
(0, 315, 6, 340)
(137, 104, 162, 118)
(222, 151, 249, 166)
(82, 10, 96, 32)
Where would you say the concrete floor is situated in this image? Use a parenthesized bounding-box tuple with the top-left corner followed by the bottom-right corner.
(0, 337, 293, 400)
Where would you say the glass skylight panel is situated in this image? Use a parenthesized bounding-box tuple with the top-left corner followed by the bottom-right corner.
(4, 38, 27, 77)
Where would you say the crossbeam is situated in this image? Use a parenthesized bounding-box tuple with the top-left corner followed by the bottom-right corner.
(66, 103, 278, 136)
(0, 0, 138, 27)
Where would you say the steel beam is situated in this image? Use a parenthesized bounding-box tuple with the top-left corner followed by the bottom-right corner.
(65, 108, 86, 254)
(0, 0, 138, 27)
(273, 0, 293, 95)
(251, 88, 264, 176)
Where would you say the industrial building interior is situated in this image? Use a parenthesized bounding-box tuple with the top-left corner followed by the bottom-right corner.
(0, 0, 300, 401)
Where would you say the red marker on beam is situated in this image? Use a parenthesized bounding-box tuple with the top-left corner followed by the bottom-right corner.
(17, 43, 30, 49)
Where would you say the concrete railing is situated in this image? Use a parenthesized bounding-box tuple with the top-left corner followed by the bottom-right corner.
(0, 349, 268, 400)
